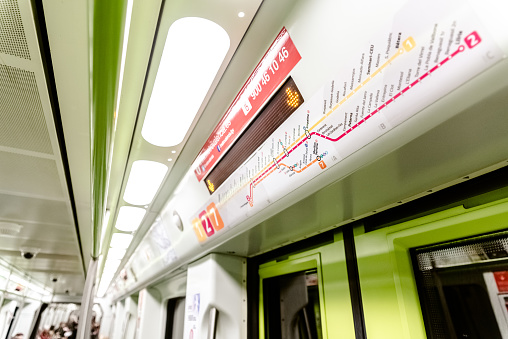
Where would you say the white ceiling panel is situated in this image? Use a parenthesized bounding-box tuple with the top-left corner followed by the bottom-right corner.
(0, 237, 77, 256)
(0, 0, 86, 296)
(0, 220, 75, 242)
(30, 271, 83, 295)
(41, 0, 92, 271)
(0, 150, 63, 199)
(0, 65, 53, 154)
(0, 193, 72, 225)
(0, 0, 30, 59)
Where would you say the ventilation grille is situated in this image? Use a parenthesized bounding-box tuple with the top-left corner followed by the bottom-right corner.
(0, 150, 63, 199)
(0, 222, 22, 235)
(417, 236, 508, 270)
(0, 0, 30, 59)
(0, 65, 53, 154)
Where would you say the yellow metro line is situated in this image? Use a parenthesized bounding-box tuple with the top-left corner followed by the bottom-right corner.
(254, 37, 415, 180)
(217, 36, 416, 206)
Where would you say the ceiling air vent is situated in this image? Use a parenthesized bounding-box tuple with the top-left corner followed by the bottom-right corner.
(0, 222, 23, 235)
(0, 0, 31, 59)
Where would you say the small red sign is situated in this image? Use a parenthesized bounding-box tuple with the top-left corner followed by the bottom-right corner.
(494, 271, 508, 292)
(193, 27, 301, 181)
(464, 31, 481, 49)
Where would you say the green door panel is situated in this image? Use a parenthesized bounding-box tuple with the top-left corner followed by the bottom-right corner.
(259, 232, 356, 339)
(355, 198, 508, 339)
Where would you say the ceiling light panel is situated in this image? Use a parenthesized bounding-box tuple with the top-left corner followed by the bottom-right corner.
(110, 233, 133, 249)
(123, 160, 168, 205)
(97, 279, 111, 298)
(100, 272, 114, 284)
(107, 247, 127, 260)
(115, 206, 146, 232)
(141, 17, 230, 147)
(104, 259, 121, 271)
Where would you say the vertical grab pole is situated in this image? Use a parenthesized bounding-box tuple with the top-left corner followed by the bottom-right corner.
(207, 307, 218, 339)
(76, 258, 98, 339)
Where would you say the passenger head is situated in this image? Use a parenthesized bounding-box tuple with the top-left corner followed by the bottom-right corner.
(12, 334, 23, 339)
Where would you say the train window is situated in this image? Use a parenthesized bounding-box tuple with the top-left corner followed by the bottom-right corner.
(263, 270, 322, 339)
(164, 297, 185, 339)
(259, 255, 324, 339)
(412, 231, 508, 339)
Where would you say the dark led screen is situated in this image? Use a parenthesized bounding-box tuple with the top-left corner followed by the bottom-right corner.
(205, 77, 303, 194)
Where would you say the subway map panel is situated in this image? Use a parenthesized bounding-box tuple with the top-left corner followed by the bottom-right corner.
(190, 0, 503, 243)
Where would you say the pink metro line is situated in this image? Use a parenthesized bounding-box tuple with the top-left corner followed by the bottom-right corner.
(0, 1, 508, 339)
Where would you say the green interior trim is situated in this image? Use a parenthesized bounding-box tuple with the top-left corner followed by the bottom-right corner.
(257, 235, 356, 339)
(355, 196, 508, 339)
(259, 255, 319, 279)
(259, 254, 322, 339)
(90, 0, 128, 258)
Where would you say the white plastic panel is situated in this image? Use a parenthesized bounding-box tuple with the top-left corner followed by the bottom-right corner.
(136, 289, 165, 339)
(94, 298, 114, 339)
(12, 301, 41, 337)
(134, 272, 187, 339)
(154, 271, 187, 301)
(183, 254, 246, 339)
(0, 299, 18, 338)
(123, 296, 138, 339)
(0, 0, 86, 290)
(111, 300, 125, 339)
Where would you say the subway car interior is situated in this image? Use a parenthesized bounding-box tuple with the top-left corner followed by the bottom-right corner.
(0, 0, 508, 338)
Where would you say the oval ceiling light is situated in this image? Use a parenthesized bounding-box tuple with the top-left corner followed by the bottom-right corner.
(103, 259, 121, 274)
(115, 206, 146, 232)
(141, 17, 230, 147)
(110, 233, 133, 249)
(123, 160, 168, 205)
(107, 247, 127, 260)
